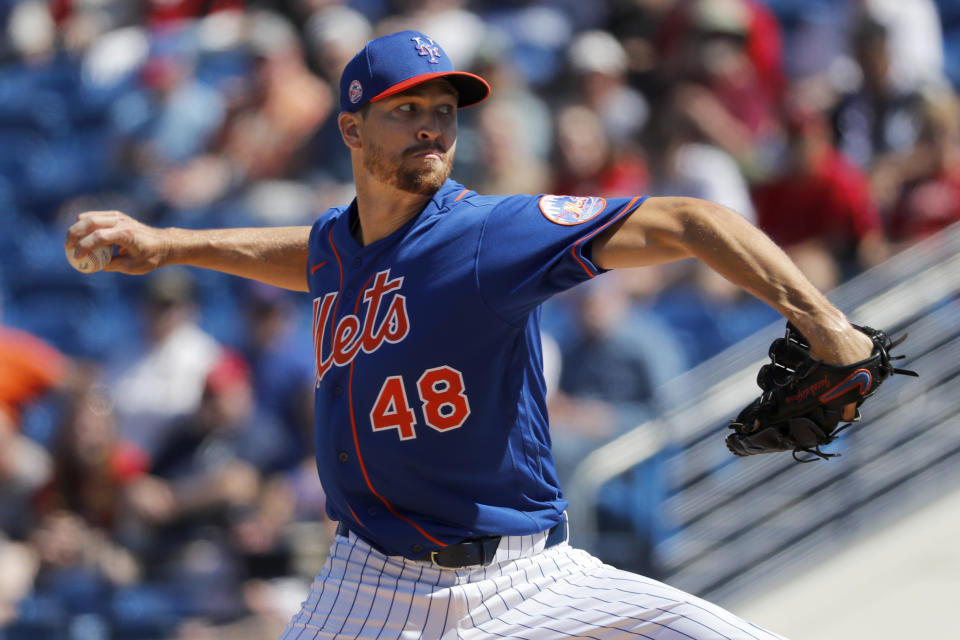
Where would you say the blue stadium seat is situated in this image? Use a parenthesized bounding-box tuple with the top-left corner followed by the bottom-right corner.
(6, 594, 68, 640)
(1, 221, 135, 358)
(934, 1, 960, 87)
(22, 132, 114, 217)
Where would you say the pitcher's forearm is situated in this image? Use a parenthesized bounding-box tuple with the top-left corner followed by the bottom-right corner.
(163, 226, 311, 292)
(66, 210, 312, 292)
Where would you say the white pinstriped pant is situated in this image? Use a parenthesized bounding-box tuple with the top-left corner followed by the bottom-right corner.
(279, 527, 787, 640)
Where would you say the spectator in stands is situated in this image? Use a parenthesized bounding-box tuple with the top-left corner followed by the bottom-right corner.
(0, 314, 72, 428)
(602, 0, 676, 97)
(301, 7, 372, 188)
(139, 44, 227, 170)
(110, 267, 223, 457)
(548, 272, 685, 481)
(126, 10, 332, 227)
(0, 311, 75, 537)
(644, 92, 757, 223)
(551, 104, 649, 198)
(142, 0, 244, 26)
(47, 0, 137, 50)
(17, 376, 146, 635)
(888, 87, 960, 244)
(239, 282, 315, 472)
(455, 47, 554, 185)
(36, 375, 149, 536)
(831, 14, 926, 213)
(862, 0, 946, 93)
(758, 0, 847, 85)
(303, 4, 373, 85)
(473, 97, 551, 195)
(567, 29, 650, 143)
(751, 105, 886, 286)
(4, 0, 57, 64)
(122, 349, 293, 626)
(140, 349, 288, 508)
(0, 409, 53, 538)
(221, 11, 332, 186)
(236, 288, 334, 583)
(659, 0, 783, 178)
(24, 509, 140, 634)
(658, 0, 786, 103)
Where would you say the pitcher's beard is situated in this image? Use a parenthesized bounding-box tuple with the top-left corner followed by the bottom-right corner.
(363, 142, 453, 196)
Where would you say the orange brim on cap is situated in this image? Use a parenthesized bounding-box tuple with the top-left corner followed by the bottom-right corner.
(370, 71, 491, 108)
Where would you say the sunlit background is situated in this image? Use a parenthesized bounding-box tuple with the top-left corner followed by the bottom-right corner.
(1, 1, 959, 638)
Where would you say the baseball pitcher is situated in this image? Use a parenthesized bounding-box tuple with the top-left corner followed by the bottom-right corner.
(66, 30, 910, 639)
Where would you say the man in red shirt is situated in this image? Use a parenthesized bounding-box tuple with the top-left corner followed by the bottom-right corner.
(889, 89, 960, 243)
(751, 107, 886, 284)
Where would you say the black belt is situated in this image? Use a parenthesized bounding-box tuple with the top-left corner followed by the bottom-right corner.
(335, 516, 568, 569)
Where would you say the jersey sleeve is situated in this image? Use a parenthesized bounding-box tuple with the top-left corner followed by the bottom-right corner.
(476, 193, 646, 324)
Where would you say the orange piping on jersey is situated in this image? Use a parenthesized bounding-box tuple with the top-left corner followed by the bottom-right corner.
(328, 228, 344, 353)
(454, 189, 470, 202)
(346, 359, 448, 548)
(311, 260, 328, 273)
(570, 196, 643, 278)
(353, 274, 376, 314)
(326, 227, 437, 543)
(346, 503, 365, 528)
(342, 263, 446, 547)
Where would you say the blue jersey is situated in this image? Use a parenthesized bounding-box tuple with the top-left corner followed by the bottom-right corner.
(306, 178, 646, 558)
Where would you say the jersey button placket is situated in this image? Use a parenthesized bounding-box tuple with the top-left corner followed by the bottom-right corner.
(337, 451, 349, 463)
(346, 259, 361, 296)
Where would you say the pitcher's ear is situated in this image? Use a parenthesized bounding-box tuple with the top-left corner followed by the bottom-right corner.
(339, 111, 363, 150)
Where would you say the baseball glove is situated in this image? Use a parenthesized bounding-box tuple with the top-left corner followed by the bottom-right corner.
(726, 323, 918, 461)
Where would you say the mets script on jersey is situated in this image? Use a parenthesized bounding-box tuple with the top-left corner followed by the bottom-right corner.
(312, 269, 410, 384)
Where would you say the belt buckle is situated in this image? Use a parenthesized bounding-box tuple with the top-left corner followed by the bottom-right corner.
(431, 549, 481, 570)
(429, 538, 498, 569)
(429, 549, 493, 570)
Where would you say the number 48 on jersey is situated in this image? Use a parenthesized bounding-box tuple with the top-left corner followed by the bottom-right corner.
(370, 365, 471, 440)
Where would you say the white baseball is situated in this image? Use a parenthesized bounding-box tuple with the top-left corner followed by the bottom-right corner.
(66, 244, 112, 274)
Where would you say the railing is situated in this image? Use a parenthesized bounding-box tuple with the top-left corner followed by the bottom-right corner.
(566, 223, 960, 604)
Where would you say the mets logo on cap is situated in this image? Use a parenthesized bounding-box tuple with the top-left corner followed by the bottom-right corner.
(539, 195, 607, 225)
(411, 35, 441, 63)
(348, 79, 363, 104)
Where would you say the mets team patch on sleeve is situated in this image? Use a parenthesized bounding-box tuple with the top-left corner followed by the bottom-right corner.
(538, 195, 607, 225)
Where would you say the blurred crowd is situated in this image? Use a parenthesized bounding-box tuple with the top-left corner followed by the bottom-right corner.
(2, 0, 960, 637)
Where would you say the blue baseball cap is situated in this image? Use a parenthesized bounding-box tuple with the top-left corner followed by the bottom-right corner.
(339, 30, 490, 112)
